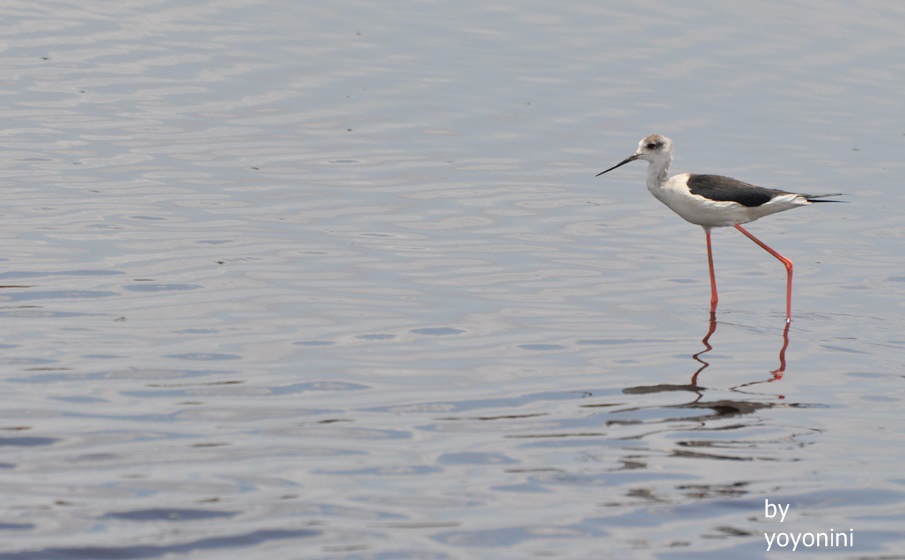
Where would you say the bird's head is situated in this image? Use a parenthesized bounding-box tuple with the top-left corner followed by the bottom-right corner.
(597, 134, 673, 176)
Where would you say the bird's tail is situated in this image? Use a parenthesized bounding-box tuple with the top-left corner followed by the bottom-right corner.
(804, 193, 846, 203)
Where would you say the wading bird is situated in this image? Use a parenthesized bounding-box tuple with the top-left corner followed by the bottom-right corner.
(597, 134, 842, 322)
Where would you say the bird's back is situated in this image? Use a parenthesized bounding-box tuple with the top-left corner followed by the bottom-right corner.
(686, 174, 788, 207)
(653, 173, 812, 228)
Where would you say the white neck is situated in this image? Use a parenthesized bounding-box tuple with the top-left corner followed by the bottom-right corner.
(646, 155, 672, 192)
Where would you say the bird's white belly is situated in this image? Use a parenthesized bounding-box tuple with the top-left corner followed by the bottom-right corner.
(649, 183, 752, 227)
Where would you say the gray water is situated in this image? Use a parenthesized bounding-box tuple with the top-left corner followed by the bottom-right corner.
(1, 1, 904, 558)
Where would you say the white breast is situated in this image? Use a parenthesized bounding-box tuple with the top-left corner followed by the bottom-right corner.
(648, 174, 754, 227)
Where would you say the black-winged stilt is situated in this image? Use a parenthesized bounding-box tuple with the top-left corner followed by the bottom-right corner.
(597, 134, 842, 322)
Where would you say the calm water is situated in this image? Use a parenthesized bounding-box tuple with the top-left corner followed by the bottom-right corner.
(1, 1, 904, 558)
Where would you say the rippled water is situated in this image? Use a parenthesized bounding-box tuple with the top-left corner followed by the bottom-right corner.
(1, 1, 904, 558)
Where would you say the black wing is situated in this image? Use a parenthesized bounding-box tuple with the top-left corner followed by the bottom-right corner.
(686, 174, 788, 208)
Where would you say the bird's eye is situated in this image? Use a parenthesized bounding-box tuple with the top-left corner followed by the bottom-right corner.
(646, 142, 660, 150)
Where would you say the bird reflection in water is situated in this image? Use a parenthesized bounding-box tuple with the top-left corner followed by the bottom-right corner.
(622, 315, 790, 417)
(691, 313, 790, 392)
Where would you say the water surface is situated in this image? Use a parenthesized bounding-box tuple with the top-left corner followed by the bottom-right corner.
(1, 1, 903, 558)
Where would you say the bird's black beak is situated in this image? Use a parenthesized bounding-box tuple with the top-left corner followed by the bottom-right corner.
(596, 153, 640, 177)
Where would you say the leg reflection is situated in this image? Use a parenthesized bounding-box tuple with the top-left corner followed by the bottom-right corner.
(772, 321, 790, 378)
(691, 314, 790, 388)
(690, 312, 718, 386)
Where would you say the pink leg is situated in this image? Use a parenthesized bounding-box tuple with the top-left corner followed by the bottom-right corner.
(733, 224, 794, 322)
(704, 228, 718, 313)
